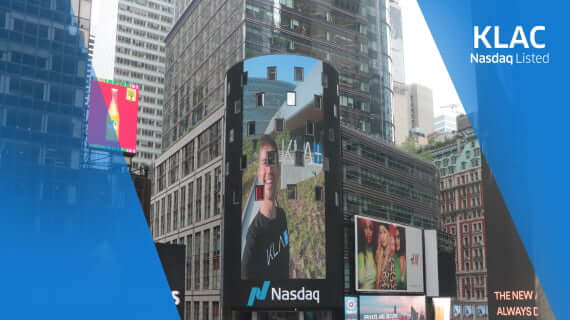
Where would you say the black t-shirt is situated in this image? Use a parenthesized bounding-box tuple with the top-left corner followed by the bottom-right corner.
(241, 207, 290, 280)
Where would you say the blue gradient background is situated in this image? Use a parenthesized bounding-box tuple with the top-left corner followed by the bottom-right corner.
(0, 1, 178, 318)
(418, 0, 568, 317)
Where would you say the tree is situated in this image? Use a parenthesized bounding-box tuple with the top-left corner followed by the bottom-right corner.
(400, 136, 434, 162)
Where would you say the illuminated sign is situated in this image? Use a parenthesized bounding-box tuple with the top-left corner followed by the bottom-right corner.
(355, 215, 424, 293)
(87, 79, 138, 154)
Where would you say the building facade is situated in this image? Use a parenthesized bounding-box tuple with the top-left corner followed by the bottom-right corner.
(389, 0, 405, 84)
(0, 0, 91, 199)
(408, 83, 434, 140)
(92, 0, 174, 169)
(431, 121, 487, 318)
(434, 113, 458, 134)
(163, 0, 395, 151)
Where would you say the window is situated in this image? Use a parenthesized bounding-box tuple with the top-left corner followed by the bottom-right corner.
(256, 92, 264, 107)
(214, 167, 222, 216)
(287, 184, 297, 200)
(234, 99, 241, 114)
(203, 229, 210, 289)
(213, 302, 220, 320)
(173, 190, 178, 230)
(186, 235, 192, 292)
(196, 177, 202, 222)
(315, 186, 323, 201)
(314, 95, 322, 109)
(287, 91, 296, 106)
(213, 226, 221, 289)
(167, 194, 172, 233)
(180, 186, 186, 227)
(267, 66, 276, 80)
(247, 121, 256, 136)
(295, 151, 304, 167)
(294, 67, 304, 81)
(187, 182, 193, 224)
(194, 302, 200, 320)
(205, 173, 211, 219)
(275, 118, 284, 132)
(194, 232, 201, 290)
(203, 302, 209, 320)
(306, 120, 314, 136)
(182, 140, 194, 176)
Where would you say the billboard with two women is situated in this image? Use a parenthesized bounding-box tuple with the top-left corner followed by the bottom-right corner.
(355, 215, 424, 293)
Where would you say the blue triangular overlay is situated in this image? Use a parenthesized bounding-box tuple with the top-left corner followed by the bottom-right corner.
(0, 1, 178, 318)
(418, 0, 569, 317)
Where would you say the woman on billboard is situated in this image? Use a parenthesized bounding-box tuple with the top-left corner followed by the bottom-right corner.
(357, 218, 377, 289)
(393, 226, 407, 290)
(376, 223, 397, 289)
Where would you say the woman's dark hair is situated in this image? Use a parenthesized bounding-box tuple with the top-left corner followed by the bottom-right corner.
(357, 218, 377, 253)
(396, 226, 406, 256)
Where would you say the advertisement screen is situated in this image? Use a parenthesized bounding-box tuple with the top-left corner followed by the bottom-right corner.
(433, 298, 451, 320)
(223, 55, 342, 309)
(355, 215, 424, 293)
(451, 305, 461, 320)
(240, 56, 327, 281)
(87, 79, 138, 154)
(359, 296, 425, 320)
(345, 296, 358, 319)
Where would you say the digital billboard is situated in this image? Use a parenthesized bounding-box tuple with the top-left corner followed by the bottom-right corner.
(359, 296, 426, 320)
(433, 298, 451, 320)
(345, 296, 358, 320)
(355, 215, 424, 293)
(223, 55, 342, 310)
(452, 305, 461, 320)
(87, 79, 138, 154)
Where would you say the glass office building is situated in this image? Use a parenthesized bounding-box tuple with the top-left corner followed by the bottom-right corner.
(163, 0, 394, 150)
(0, 0, 91, 201)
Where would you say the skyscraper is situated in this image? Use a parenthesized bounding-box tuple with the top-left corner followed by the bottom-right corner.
(408, 83, 434, 138)
(91, 0, 174, 169)
(162, 0, 394, 150)
(434, 112, 458, 134)
(0, 0, 91, 200)
(390, 0, 405, 84)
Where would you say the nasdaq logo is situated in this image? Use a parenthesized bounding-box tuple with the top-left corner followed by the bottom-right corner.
(247, 281, 271, 307)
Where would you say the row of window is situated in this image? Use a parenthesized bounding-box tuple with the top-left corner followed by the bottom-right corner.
(3, 48, 87, 77)
(141, 106, 163, 116)
(440, 170, 481, 189)
(5, 77, 84, 107)
(436, 148, 481, 168)
(184, 300, 220, 320)
(117, 11, 172, 28)
(138, 128, 162, 138)
(443, 195, 482, 213)
(342, 136, 436, 184)
(462, 277, 487, 300)
(117, 24, 166, 43)
(124, 0, 174, 15)
(158, 226, 221, 295)
(117, 69, 165, 85)
(152, 166, 223, 235)
(344, 163, 437, 208)
(116, 35, 166, 54)
(344, 191, 437, 229)
(115, 56, 166, 74)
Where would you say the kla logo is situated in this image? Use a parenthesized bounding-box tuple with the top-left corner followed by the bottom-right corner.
(247, 281, 321, 307)
(247, 281, 271, 307)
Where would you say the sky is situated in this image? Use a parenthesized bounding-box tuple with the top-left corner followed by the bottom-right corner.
(400, 0, 465, 116)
